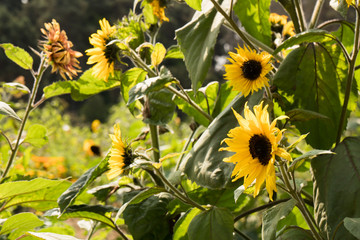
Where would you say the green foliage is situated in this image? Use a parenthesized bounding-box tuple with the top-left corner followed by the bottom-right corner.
(0, 212, 43, 239)
(24, 124, 48, 148)
(22, 232, 81, 240)
(173, 208, 202, 240)
(0, 101, 21, 121)
(344, 217, 360, 239)
(234, 0, 272, 46)
(0, 43, 33, 70)
(187, 206, 233, 240)
(312, 137, 360, 239)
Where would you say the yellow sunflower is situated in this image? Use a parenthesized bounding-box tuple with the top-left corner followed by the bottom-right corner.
(282, 21, 295, 39)
(86, 18, 118, 82)
(220, 102, 291, 201)
(107, 124, 134, 180)
(224, 46, 272, 97)
(269, 13, 288, 28)
(150, 0, 169, 23)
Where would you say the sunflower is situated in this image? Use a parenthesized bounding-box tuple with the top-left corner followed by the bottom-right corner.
(107, 124, 134, 180)
(282, 21, 295, 39)
(40, 19, 82, 79)
(86, 18, 119, 82)
(220, 102, 291, 200)
(150, 0, 169, 23)
(269, 13, 288, 33)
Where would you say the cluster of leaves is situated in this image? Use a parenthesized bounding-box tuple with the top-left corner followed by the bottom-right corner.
(1, 0, 360, 240)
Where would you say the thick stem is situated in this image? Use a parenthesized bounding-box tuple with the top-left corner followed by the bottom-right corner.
(308, 0, 325, 29)
(336, 6, 360, 145)
(1, 59, 47, 181)
(294, 0, 307, 31)
(149, 124, 160, 163)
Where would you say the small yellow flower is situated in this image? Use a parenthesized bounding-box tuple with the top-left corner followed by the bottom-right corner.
(269, 13, 288, 27)
(282, 21, 295, 39)
(150, 0, 169, 23)
(83, 139, 101, 157)
(40, 19, 82, 79)
(86, 18, 119, 82)
(224, 45, 272, 97)
(91, 119, 101, 133)
(107, 124, 134, 180)
(220, 102, 291, 201)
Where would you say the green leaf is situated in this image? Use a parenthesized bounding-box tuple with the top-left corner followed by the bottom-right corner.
(184, 0, 202, 11)
(24, 124, 48, 148)
(174, 81, 219, 126)
(180, 91, 263, 189)
(144, 89, 176, 125)
(24, 232, 81, 240)
(262, 199, 296, 240)
(120, 67, 147, 113)
(151, 43, 166, 67)
(114, 187, 165, 220)
(312, 137, 360, 239)
(277, 227, 313, 240)
(344, 217, 360, 239)
(173, 208, 202, 240)
(273, 43, 357, 149)
(233, 0, 272, 46)
(43, 69, 121, 101)
(57, 156, 109, 214)
(289, 149, 334, 172)
(165, 45, 184, 59)
(212, 81, 238, 118)
(3, 82, 30, 94)
(127, 75, 175, 105)
(187, 206, 233, 240)
(273, 30, 335, 55)
(0, 101, 21, 121)
(0, 178, 65, 200)
(0, 213, 43, 239)
(286, 108, 329, 122)
(45, 205, 117, 229)
(176, 0, 233, 93)
(330, 0, 348, 18)
(0, 43, 33, 70)
(123, 193, 172, 240)
(1, 180, 71, 211)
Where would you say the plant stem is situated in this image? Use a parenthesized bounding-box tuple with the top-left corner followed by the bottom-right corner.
(308, 0, 325, 29)
(209, 0, 255, 50)
(154, 168, 206, 211)
(279, 163, 323, 240)
(336, 6, 360, 146)
(149, 124, 160, 163)
(0, 131, 13, 151)
(233, 227, 252, 240)
(294, 0, 307, 31)
(175, 127, 197, 171)
(1, 58, 47, 181)
(111, 220, 130, 240)
(234, 198, 291, 222)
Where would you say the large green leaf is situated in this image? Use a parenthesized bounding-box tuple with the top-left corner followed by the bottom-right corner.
(273, 29, 336, 55)
(262, 199, 296, 240)
(0, 101, 21, 121)
(173, 208, 202, 240)
(0, 212, 43, 240)
(277, 227, 313, 240)
(24, 124, 48, 148)
(143, 89, 176, 125)
(233, 0, 272, 46)
(344, 217, 360, 239)
(45, 205, 117, 229)
(57, 156, 109, 214)
(184, 0, 202, 11)
(312, 137, 360, 239)
(43, 69, 121, 101)
(179, 91, 263, 189)
(1, 180, 71, 211)
(273, 43, 357, 149)
(187, 206, 233, 240)
(22, 232, 81, 240)
(0, 43, 33, 70)
(176, 0, 234, 93)
(123, 193, 172, 240)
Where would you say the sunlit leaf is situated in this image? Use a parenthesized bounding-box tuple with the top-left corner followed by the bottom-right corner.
(0, 43, 33, 70)
(24, 124, 48, 148)
(173, 208, 202, 240)
(165, 45, 184, 59)
(312, 137, 360, 239)
(184, 0, 202, 11)
(187, 206, 233, 240)
(0, 213, 43, 240)
(3, 82, 30, 94)
(151, 43, 166, 67)
(0, 101, 21, 121)
(234, 0, 272, 46)
(23, 232, 81, 240)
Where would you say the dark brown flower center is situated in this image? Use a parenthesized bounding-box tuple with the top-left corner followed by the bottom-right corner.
(249, 134, 272, 166)
(241, 60, 262, 80)
(122, 147, 134, 166)
(104, 38, 119, 63)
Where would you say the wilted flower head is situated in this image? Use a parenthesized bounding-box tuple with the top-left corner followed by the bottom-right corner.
(40, 19, 82, 79)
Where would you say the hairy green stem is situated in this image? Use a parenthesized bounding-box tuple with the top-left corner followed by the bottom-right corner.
(209, 0, 255, 49)
(294, 0, 307, 31)
(149, 124, 160, 163)
(336, 6, 360, 145)
(279, 163, 323, 240)
(154, 168, 206, 211)
(1, 58, 47, 181)
(308, 0, 325, 29)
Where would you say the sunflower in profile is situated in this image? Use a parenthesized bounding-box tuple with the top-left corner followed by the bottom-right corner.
(107, 124, 134, 180)
(40, 19, 82, 79)
(224, 46, 272, 97)
(149, 0, 169, 23)
(86, 18, 119, 82)
(220, 102, 291, 201)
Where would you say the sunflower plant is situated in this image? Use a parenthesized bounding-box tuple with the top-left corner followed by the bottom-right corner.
(1, 0, 360, 239)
